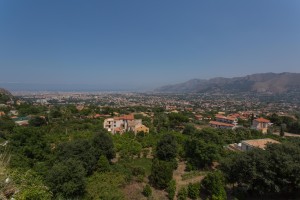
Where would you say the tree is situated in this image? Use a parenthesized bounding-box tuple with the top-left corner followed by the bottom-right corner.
(220, 142, 300, 197)
(149, 159, 173, 189)
(117, 137, 142, 159)
(168, 113, 189, 129)
(153, 113, 169, 132)
(56, 139, 98, 175)
(166, 179, 176, 200)
(156, 134, 177, 161)
(29, 116, 47, 127)
(9, 127, 50, 169)
(46, 159, 86, 199)
(201, 171, 227, 200)
(97, 155, 110, 172)
(92, 131, 115, 160)
(182, 124, 197, 136)
(185, 138, 220, 169)
(0, 93, 10, 104)
(17, 104, 45, 116)
(280, 124, 286, 137)
(0, 116, 15, 133)
(50, 108, 62, 119)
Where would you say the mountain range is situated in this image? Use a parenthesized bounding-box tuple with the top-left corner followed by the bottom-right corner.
(155, 72, 300, 93)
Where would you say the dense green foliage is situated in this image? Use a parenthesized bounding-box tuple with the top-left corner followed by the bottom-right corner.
(92, 131, 116, 160)
(0, 116, 15, 133)
(185, 138, 220, 169)
(156, 134, 177, 161)
(166, 179, 176, 200)
(220, 140, 300, 198)
(177, 187, 188, 200)
(12, 169, 52, 200)
(97, 155, 111, 172)
(113, 133, 142, 159)
(16, 104, 47, 116)
(201, 171, 227, 200)
(55, 139, 98, 175)
(149, 159, 174, 189)
(187, 183, 200, 199)
(29, 116, 47, 127)
(2, 100, 300, 199)
(268, 113, 300, 134)
(84, 172, 125, 200)
(0, 94, 11, 104)
(46, 159, 86, 198)
(9, 127, 51, 169)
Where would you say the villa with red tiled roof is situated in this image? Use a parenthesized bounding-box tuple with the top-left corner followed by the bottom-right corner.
(103, 114, 149, 135)
(251, 117, 272, 133)
(209, 114, 238, 129)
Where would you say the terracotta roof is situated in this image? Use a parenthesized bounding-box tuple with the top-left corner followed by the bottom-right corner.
(114, 114, 134, 120)
(209, 121, 235, 127)
(215, 114, 236, 121)
(242, 138, 279, 149)
(254, 117, 270, 123)
(94, 114, 101, 118)
(228, 113, 240, 118)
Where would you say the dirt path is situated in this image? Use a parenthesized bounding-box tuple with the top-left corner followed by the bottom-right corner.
(273, 132, 300, 137)
(173, 162, 205, 198)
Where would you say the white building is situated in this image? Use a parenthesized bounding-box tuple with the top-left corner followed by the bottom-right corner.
(251, 117, 272, 134)
(103, 114, 148, 134)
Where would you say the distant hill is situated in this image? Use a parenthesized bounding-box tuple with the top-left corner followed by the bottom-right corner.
(155, 72, 300, 93)
(0, 88, 13, 97)
(0, 88, 13, 104)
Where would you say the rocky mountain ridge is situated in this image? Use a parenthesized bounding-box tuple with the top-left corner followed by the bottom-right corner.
(155, 72, 300, 93)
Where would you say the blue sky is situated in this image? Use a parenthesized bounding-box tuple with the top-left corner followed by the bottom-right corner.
(0, 0, 300, 90)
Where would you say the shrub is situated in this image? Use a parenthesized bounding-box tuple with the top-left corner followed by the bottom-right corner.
(201, 171, 226, 200)
(166, 179, 176, 200)
(149, 159, 173, 189)
(188, 183, 200, 199)
(143, 184, 152, 197)
(177, 187, 188, 200)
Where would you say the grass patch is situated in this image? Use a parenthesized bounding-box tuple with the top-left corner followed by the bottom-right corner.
(85, 172, 126, 200)
(181, 170, 208, 181)
(117, 158, 152, 176)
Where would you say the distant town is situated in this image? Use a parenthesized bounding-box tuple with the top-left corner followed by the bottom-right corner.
(1, 88, 300, 199)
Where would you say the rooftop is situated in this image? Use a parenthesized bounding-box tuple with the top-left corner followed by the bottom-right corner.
(242, 138, 279, 150)
(215, 114, 237, 121)
(114, 114, 134, 120)
(254, 117, 270, 123)
(209, 120, 235, 127)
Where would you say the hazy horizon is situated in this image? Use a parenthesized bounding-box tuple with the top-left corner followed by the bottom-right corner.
(1, 1, 300, 91)
(1, 71, 299, 92)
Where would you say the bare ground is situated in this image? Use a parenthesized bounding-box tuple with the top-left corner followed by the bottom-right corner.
(273, 132, 300, 137)
(173, 162, 206, 198)
(122, 181, 168, 200)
